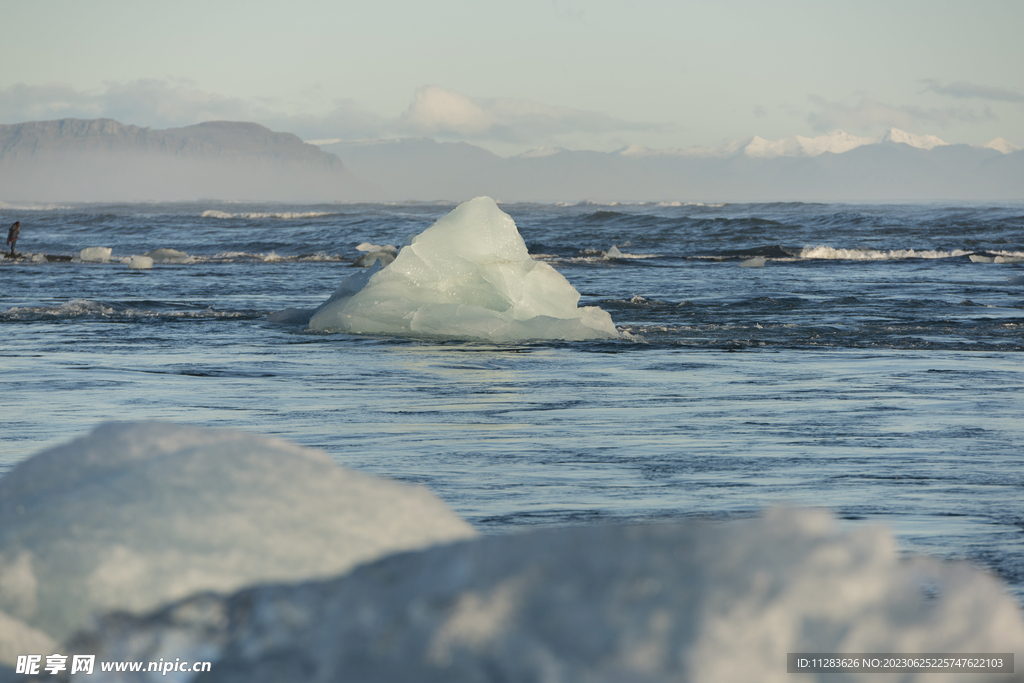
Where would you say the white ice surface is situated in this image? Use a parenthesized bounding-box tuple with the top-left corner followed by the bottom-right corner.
(309, 197, 617, 342)
(144, 248, 193, 264)
(80, 508, 1024, 683)
(79, 247, 112, 263)
(0, 422, 476, 651)
(127, 255, 154, 270)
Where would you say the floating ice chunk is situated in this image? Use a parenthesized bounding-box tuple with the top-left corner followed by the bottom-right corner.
(144, 248, 193, 264)
(30, 253, 46, 263)
(127, 255, 154, 270)
(605, 245, 623, 259)
(970, 254, 994, 263)
(356, 242, 397, 254)
(79, 247, 112, 262)
(0, 422, 475, 650)
(739, 256, 766, 267)
(78, 508, 1024, 682)
(309, 197, 618, 341)
(994, 255, 1024, 264)
(354, 243, 398, 267)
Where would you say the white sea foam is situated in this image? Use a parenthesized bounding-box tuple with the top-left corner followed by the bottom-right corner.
(309, 197, 618, 342)
(0, 201, 72, 211)
(0, 422, 476, 651)
(201, 210, 334, 220)
(739, 256, 767, 267)
(0, 301, 246, 321)
(204, 250, 345, 263)
(800, 246, 971, 260)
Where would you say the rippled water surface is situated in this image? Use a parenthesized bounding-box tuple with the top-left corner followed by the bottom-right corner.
(3, 200, 1023, 601)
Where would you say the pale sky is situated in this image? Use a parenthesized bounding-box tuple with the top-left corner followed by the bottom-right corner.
(2, 0, 1022, 156)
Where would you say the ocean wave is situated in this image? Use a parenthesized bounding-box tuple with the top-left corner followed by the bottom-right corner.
(537, 249, 661, 264)
(208, 251, 345, 262)
(201, 210, 336, 219)
(654, 201, 726, 208)
(602, 295, 676, 308)
(799, 246, 973, 260)
(0, 200, 74, 211)
(5, 250, 350, 265)
(1, 299, 253, 321)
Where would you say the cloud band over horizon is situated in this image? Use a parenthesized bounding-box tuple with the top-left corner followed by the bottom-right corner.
(0, 79, 1019, 153)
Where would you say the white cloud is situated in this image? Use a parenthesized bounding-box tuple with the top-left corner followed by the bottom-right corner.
(0, 80, 252, 128)
(397, 85, 669, 144)
(398, 86, 496, 137)
(921, 80, 1024, 104)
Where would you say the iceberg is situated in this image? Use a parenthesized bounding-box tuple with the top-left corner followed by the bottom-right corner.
(0, 422, 475, 651)
(308, 197, 618, 342)
(78, 509, 1024, 682)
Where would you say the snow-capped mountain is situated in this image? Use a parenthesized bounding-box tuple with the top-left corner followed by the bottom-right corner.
(982, 137, 1022, 154)
(876, 128, 949, 151)
(617, 128, 1020, 160)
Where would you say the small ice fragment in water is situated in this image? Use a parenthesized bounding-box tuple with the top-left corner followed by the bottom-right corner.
(128, 255, 154, 270)
(145, 248, 192, 264)
(354, 243, 398, 267)
(969, 254, 993, 263)
(79, 247, 112, 262)
(739, 256, 766, 267)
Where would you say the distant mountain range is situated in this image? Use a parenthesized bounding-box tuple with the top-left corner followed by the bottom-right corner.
(323, 128, 1023, 202)
(617, 128, 1019, 159)
(1, 118, 1021, 203)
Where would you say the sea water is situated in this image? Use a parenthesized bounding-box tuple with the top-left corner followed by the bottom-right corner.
(2, 200, 1023, 602)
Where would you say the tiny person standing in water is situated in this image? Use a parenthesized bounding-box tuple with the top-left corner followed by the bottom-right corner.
(6, 221, 19, 257)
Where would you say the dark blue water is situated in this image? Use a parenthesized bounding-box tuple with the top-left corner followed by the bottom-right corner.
(3, 200, 1024, 601)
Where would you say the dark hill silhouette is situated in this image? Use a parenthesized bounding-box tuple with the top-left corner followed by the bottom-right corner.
(0, 119, 379, 202)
